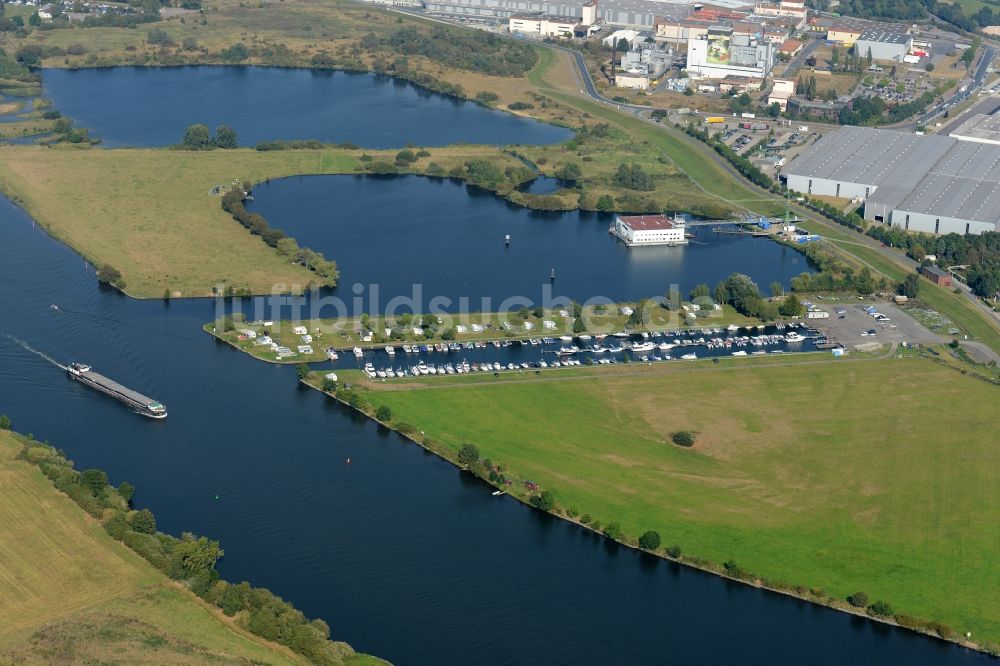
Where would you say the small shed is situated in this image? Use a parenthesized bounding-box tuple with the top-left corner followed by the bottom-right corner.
(919, 265, 952, 287)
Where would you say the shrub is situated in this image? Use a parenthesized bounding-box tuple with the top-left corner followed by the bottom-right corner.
(638, 530, 661, 551)
(671, 431, 695, 447)
(580, 514, 592, 524)
(603, 522, 622, 540)
(81, 468, 108, 496)
(96, 264, 125, 289)
(457, 443, 480, 466)
(723, 559, 745, 577)
(129, 508, 157, 534)
(103, 513, 128, 541)
(475, 91, 499, 104)
(926, 621, 955, 639)
(295, 364, 310, 380)
(508, 101, 533, 110)
(0, 414, 11, 430)
(530, 491, 555, 511)
(375, 405, 392, 422)
(847, 591, 869, 608)
(867, 600, 893, 617)
(595, 195, 614, 211)
(666, 545, 682, 558)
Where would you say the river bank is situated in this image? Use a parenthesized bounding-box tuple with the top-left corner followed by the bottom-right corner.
(302, 358, 998, 656)
(0, 427, 377, 665)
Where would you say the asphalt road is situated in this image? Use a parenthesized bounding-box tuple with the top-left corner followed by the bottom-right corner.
(913, 45, 996, 127)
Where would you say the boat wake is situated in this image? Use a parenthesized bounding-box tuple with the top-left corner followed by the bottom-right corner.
(49, 305, 198, 342)
(2, 333, 66, 370)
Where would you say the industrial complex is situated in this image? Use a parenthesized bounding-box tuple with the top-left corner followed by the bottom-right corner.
(785, 126, 1000, 236)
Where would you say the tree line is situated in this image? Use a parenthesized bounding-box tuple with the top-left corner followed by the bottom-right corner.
(178, 123, 238, 149)
(13, 431, 352, 664)
(220, 189, 339, 287)
(867, 226, 1000, 299)
(368, 26, 537, 77)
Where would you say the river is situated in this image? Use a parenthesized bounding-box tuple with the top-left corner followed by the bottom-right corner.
(0, 66, 989, 665)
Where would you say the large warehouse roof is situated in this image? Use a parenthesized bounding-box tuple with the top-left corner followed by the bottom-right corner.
(894, 142, 1000, 223)
(786, 126, 1000, 225)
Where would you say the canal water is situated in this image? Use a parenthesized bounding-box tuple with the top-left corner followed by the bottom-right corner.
(40, 66, 572, 148)
(246, 174, 814, 309)
(0, 194, 987, 664)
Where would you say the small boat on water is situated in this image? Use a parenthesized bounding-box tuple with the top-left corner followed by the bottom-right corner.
(731, 350, 748, 357)
(630, 342, 656, 353)
(680, 352, 697, 360)
(492, 490, 505, 496)
(353, 347, 363, 359)
(385, 345, 396, 356)
(326, 348, 339, 361)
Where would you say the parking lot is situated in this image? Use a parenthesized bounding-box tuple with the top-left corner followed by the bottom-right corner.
(807, 302, 943, 350)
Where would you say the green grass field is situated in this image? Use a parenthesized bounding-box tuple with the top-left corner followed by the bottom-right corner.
(0, 145, 517, 298)
(361, 357, 1000, 646)
(0, 430, 309, 664)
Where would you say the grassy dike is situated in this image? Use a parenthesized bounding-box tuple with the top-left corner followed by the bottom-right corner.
(304, 356, 1000, 654)
(0, 428, 381, 665)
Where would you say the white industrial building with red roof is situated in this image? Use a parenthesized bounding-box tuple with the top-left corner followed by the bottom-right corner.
(612, 214, 688, 246)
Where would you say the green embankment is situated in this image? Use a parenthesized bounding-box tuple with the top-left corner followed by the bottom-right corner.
(359, 358, 1000, 647)
(0, 430, 305, 665)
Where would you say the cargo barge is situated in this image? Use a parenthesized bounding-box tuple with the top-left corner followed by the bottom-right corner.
(67, 363, 167, 418)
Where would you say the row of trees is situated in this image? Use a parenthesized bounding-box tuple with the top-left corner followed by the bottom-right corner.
(867, 226, 1000, 299)
(836, 0, 999, 29)
(220, 189, 339, 286)
(180, 123, 237, 149)
(16, 433, 350, 664)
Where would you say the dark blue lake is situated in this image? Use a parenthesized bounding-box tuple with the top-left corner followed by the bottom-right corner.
(247, 174, 814, 310)
(40, 66, 571, 148)
(0, 193, 987, 665)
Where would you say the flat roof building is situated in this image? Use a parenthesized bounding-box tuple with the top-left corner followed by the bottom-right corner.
(612, 214, 688, 245)
(948, 111, 1000, 146)
(509, 13, 579, 36)
(854, 28, 912, 62)
(785, 126, 1000, 235)
(686, 24, 776, 79)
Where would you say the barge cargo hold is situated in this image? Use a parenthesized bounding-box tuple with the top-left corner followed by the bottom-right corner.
(67, 362, 167, 418)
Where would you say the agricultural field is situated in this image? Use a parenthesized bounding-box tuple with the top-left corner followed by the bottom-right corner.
(0, 430, 306, 665)
(359, 357, 1000, 646)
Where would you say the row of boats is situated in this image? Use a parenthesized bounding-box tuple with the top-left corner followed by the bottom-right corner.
(360, 340, 804, 380)
(362, 354, 688, 379)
